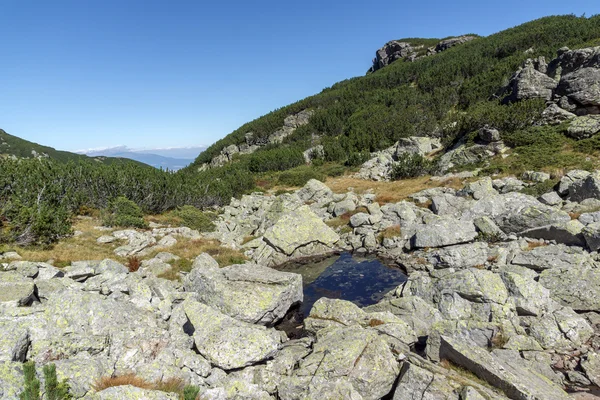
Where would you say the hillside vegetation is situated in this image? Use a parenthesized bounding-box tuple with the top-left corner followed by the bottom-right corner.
(190, 15, 600, 169)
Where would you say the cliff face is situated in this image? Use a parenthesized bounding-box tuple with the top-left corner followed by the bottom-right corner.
(367, 35, 477, 73)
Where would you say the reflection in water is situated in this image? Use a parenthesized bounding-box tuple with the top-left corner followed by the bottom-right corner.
(278, 252, 407, 316)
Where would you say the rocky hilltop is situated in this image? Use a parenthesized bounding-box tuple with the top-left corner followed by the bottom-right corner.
(5, 167, 600, 398)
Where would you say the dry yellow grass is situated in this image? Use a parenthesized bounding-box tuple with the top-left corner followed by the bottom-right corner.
(378, 225, 402, 242)
(93, 374, 187, 394)
(13, 216, 246, 273)
(325, 175, 463, 205)
(93, 373, 154, 390)
(14, 217, 124, 266)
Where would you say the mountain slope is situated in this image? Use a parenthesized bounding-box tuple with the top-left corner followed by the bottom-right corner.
(79, 146, 205, 170)
(189, 15, 600, 173)
(0, 129, 149, 166)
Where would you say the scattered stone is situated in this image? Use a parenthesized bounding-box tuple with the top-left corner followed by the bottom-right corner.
(411, 218, 477, 248)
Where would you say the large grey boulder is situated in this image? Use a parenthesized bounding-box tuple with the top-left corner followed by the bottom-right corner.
(293, 325, 400, 400)
(425, 242, 489, 269)
(411, 217, 477, 248)
(558, 169, 590, 196)
(440, 336, 571, 400)
(0, 271, 36, 306)
(582, 351, 600, 387)
(511, 244, 591, 271)
(395, 136, 442, 157)
(583, 221, 600, 250)
(182, 299, 281, 370)
(504, 59, 558, 103)
(255, 205, 340, 266)
(296, 180, 333, 203)
(567, 115, 600, 139)
(567, 170, 600, 202)
(539, 265, 600, 311)
(520, 219, 586, 247)
(462, 192, 571, 235)
(393, 362, 458, 400)
(183, 253, 302, 325)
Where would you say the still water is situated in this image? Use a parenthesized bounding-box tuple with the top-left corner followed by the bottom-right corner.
(278, 252, 407, 316)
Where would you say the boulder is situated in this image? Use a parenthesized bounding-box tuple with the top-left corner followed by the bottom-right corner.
(566, 115, 600, 139)
(567, 170, 600, 202)
(395, 136, 442, 157)
(511, 244, 590, 271)
(0, 271, 36, 306)
(182, 299, 281, 370)
(558, 169, 590, 196)
(520, 219, 586, 246)
(583, 221, 600, 250)
(478, 126, 500, 143)
(393, 362, 457, 400)
(296, 180, 333, 203)
(411, 218, 477, 248)
(541, 103, 576, 125)
(460, 177, 497, 200)
(439, 336, 571, 400)
(504, 60, 558, 103)
(259, 205, 339, 261)
(184, 253, 302, 325)
(426, 242, 489, 269)
(538, 191, 563, 206)
(294, 326, 400, 400)
(539, 265, 600, 311)
(582, 351, 600, 387)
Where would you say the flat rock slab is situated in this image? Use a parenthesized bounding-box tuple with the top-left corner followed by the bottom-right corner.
(263, 205, 339, 255)
(0, 271, 36, 306)
(439, 336, 571, 400)
(184, 253, 302, 325)
(183, 299, 281, 370)
(411, 218, 477, 248)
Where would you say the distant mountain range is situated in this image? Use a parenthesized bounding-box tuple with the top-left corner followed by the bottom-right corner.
(77, 146, 206, 170)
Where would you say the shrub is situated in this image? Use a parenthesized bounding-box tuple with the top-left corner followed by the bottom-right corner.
(43, 364, 72, 400)
(345, 151, 371, 167)
(171, 206, 215, 232)
(184, 385, 200, 400)
(20, 361, 40, 400)
(102, 196, 148, 229)
(390, 153, 435, 180)
(520, 179, 559, 197)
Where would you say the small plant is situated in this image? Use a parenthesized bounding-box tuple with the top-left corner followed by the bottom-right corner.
(127, 256, 141, 272)
(390, 153, 435, 180)
(368, 319, 385, 327)
(20, 362, 72, 400)
(377, 225, 402, 243)
(183, 385, 200, 400)
(19, 361, 40, 400)
(102, 196, 148, 229)
(43, 364, 72, 400)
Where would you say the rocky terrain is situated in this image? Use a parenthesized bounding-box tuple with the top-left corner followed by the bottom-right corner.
(5, 167, 600, 399)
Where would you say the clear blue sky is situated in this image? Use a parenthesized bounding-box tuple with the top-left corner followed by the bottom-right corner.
(1, 1, 599, 152)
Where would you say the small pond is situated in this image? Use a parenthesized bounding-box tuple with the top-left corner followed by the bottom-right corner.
(278, 252, 408, 316)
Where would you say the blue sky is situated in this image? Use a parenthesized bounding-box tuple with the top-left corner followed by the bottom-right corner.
(1, 1, 600, 152)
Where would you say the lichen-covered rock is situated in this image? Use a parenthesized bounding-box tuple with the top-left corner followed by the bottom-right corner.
(296, 179, 333, 204)
(87, 385, 179, 399)
(520, 219, 586, 246)
(511, 244, 590, 271)
(184, 253, 302, 325)
(582, 351, 600, 387)
(439, 336, 571, 400)
(539, 264, 600, 311)
(393, 362, 458, 400)
(0, 271, 36, 306)
(567, 115, 600, 139)
(425, 242, 489, 270)
(568, 170, 600, 202)
(182, 299, 281, 370)
(410, 217, 477, 248)
(294, 325, 400, 400)
(504, 59, 558, 102)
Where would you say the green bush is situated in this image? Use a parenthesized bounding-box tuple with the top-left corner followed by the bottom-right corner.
(247, 147, 305, 173)
(43, 364, 72, 400)
(183, 385, 200, 400)
(390, 153, 435, 180)
(20, 361, 40, 400)
(102, 196, 148, 229)
(171, 205, 215, 232)
(521, 179, 559, 197)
